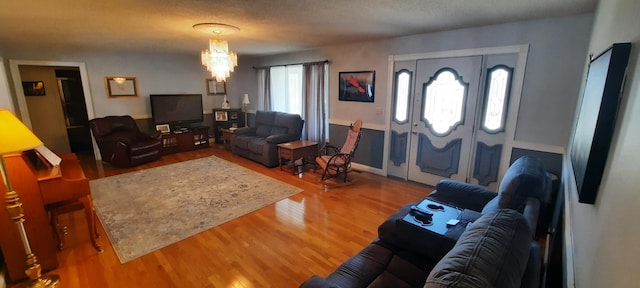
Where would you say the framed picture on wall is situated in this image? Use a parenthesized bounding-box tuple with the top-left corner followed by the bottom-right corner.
(105, 76, 139, 97)
(339, 71, 375, 102)
(207, 78, 227, 95)
(22, 81, 46, 96)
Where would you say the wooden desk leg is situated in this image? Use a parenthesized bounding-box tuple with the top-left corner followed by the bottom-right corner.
(80, 195, 104, 253)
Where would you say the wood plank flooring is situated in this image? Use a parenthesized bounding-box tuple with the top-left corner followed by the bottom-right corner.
(19, 144, 433, 287)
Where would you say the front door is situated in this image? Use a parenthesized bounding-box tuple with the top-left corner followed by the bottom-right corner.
(388, 51, 520, 189)
(407, 56, 482, 186)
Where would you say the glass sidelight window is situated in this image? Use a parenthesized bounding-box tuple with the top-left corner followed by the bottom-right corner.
(393, 70, 412, 123)
(481, 65, 513, 133)
(422, 69, 467, 135)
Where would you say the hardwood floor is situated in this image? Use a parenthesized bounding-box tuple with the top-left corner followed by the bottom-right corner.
(21, 144, 433, 287)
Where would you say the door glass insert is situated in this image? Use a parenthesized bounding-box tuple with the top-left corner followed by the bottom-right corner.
(423, 69, 467, 135)
(394, 70, 411, 123)
(482, 65, 512, 133)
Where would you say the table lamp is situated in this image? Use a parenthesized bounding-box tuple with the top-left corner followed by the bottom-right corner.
(242, 93, 250, 127)
(0, 109, 60, 287)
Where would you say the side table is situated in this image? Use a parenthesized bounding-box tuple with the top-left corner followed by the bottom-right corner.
(277, 140, 319, 175)
(220, 128, 235, 149)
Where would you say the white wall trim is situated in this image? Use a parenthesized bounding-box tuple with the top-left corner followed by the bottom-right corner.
(8, 59, 99, 159)
(562, 153, 576, 288)
(351, 162, 384, 176)
(329, 118, 385, 131)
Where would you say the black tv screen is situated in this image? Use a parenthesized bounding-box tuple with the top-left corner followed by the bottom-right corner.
(570, 43, 631, 204)
(150, 94, 204, 126)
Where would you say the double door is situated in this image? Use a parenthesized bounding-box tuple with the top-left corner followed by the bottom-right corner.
(388, 52, 521, 190)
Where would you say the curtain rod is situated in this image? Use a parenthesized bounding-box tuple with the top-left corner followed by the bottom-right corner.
(252, 59, 329, 69)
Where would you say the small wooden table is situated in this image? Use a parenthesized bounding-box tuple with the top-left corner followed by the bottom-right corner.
(277, 140, 319, 175)
(220, 128, 235, 149)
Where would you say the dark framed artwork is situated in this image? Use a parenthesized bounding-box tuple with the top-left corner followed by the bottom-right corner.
(22, 81, 46, 96)
(339, 71, 375, 102)
(570, 42, 631, 204)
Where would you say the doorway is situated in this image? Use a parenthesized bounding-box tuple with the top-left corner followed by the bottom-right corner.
(387, 46, 528, 190)
(9, 60, 98, 159)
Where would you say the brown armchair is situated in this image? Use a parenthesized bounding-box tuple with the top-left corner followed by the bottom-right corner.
(89, 115, 162, 167)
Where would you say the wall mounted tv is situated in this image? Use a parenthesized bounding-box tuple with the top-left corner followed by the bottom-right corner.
(150, 94, 204, 127)
(569, 42, 631, 204)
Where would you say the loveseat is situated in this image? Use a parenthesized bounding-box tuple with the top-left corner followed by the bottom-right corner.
(300, 156, 551, 288)
(230, 111, 304, 167)
(89, 115, 163, 167)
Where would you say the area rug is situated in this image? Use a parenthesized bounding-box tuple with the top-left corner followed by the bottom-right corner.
(90, 156, 303, 263)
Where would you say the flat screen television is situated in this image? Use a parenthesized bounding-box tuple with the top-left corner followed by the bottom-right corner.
(569, 43, 631, 204)
(150, 94, 204, 127)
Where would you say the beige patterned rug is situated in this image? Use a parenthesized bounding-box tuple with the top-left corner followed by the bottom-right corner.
(91, 156, 303, 263)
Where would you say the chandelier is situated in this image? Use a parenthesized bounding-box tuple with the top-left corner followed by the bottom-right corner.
(193, 23, 239, 82)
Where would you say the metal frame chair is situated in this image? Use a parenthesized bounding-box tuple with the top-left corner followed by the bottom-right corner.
(316, 120, 363, 182)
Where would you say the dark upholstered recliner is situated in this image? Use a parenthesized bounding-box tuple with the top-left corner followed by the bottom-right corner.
(300, 156, 552, 288)
(89, 115, 162, 167)
(230, 111, 304, 167)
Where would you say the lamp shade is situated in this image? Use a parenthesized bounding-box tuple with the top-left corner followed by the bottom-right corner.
(0, 109, 43, 154)
(242, 94, 250, 105)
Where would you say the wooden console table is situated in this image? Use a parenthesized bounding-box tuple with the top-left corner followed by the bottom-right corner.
(277, 140, 319, 175)
(160, 127, 209, 155)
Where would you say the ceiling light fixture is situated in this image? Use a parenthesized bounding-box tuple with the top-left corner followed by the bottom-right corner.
(193, 23, 239, 82)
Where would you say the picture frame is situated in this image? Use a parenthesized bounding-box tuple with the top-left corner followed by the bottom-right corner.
(215, 111, 228, 122)
(339, 71, 375, 102)
(22, 81, 46, 96)
(569, 43, 631, 204)
(155, 124, 170, 134)
(105, 76, 139, 98)
(206, 78, 227, 95)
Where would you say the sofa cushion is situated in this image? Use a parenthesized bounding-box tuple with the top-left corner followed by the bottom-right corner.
(256, 125, 272, 137)
(424, 209, 531, 288)
(248, 138, 268, 154)
(270, 126, 288, 136)
(495, 156, 548, 212)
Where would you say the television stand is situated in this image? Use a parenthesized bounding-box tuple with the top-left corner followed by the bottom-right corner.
(160, 126, 209, 155)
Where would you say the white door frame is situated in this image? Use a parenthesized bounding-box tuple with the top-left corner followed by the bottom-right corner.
(384, 44, 530, 180)
(9, 59, 100, 160)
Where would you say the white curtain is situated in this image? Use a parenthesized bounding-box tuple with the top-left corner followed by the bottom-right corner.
(260, 61, 328, 144)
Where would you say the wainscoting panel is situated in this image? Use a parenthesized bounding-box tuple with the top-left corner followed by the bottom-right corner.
(329, 123, 384, 169)
(416, 134, 461, 177)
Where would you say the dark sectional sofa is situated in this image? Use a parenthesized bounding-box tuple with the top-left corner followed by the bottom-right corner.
(300, 156, 551, 288)
(230, 110, 304, 167)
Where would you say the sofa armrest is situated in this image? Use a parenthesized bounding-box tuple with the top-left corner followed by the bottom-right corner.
(138, 130, 161, 140)
(299, 275, 340, 288)
(427, 180, 497, 212)
(266, 134, 300, 144)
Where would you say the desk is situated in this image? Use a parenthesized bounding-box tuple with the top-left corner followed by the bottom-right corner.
(277, 140, 318, 175)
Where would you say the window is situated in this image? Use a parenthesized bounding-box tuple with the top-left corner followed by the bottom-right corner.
(393, 70, 412, 123)
(481, 65, 512, 133)
(270, 65, 303, 115)
(423, 69, 467, 135)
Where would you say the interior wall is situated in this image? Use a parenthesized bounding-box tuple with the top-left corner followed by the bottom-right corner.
(565, 0, 640, 287)
(19, 65, 70, 153)
(249, 14, 593, 149)
(0, 58, 13, 112)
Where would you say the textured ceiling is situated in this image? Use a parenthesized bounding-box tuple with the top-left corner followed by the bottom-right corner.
(0, 0, 596, 56)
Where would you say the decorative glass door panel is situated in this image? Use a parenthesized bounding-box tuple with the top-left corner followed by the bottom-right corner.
(407, 56, 482, 186)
